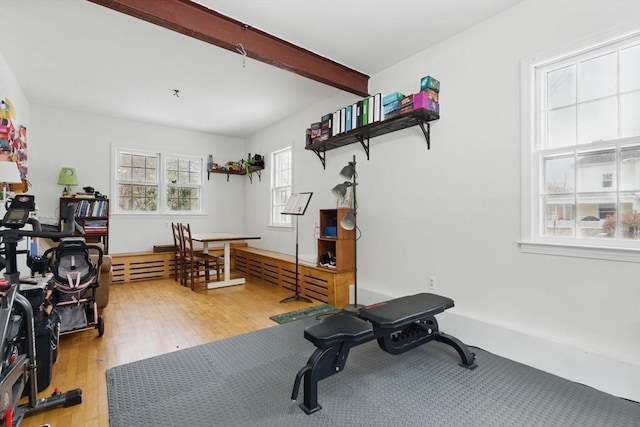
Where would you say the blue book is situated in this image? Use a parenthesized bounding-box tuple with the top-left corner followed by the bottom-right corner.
(345, 105, 352, 131)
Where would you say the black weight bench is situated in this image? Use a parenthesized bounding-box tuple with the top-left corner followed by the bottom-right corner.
(291, 293, 477, 414)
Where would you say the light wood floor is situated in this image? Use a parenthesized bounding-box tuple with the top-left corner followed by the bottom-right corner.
(20, 274, 316, 427)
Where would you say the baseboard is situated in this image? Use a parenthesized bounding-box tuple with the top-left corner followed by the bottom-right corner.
(357, 288, 640, 402)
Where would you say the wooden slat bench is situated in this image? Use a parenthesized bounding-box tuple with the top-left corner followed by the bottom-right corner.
(232, 246, 353, 308)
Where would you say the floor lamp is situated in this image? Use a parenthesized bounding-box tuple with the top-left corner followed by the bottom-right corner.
(331, 155, 362, 315)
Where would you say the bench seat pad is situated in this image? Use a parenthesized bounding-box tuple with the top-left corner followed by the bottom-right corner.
(304, 313, 373, 347)
(358, 293, 454, 328)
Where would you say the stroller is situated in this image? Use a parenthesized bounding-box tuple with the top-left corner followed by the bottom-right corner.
(42, 238, 105, 337)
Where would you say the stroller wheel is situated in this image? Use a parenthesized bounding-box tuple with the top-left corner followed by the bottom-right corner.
(97, 316, 104, 337)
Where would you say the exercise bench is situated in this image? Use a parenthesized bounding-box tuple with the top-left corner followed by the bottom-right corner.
(291, 293, 477, 414)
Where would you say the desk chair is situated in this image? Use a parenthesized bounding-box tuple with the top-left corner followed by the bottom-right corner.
(179, 223, 223, 290)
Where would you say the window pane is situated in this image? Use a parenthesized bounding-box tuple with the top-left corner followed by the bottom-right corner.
(543, 196, 575, 237)
(620, 145, 640, 191)
(578, 52, 617, 102)
(544, 155, 575, 193)
(547, 65, 575, 109)
(146, 168, 157, 181)
(118, 166, 131, 181)
(620, 44, 640, 92)
(619, 192, 640, 239)
(577, 97, 617, 144)
(620, 91, 640, 138)
(577, 194, 615, 238)
(132, 167, 146, 181)
(119, 153, 131, 167)
(547, 107, 576, 148)
(577, 149, 616, 192)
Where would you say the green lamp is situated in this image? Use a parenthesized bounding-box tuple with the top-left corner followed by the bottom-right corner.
(58, 167, 78, 197)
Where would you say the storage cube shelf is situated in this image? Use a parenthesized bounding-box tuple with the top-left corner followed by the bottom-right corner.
(317, 208, 354, 271)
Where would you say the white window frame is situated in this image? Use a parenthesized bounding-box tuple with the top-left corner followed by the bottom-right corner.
(521, 24, 640, 263)
(270, 146, 293, 227)
(113, 147, 204, 215)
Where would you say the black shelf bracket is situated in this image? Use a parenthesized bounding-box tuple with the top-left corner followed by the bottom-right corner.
(415, 119, 431, 149)
(355, 135, 370, 160)
(248, 170, 262, 184)
(312, 149, 326, 170)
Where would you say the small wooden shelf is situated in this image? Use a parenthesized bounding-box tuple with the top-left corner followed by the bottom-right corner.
(207, 166, 264, 183)
(317, 208, 354, 271)
(305, 108, 439, 168)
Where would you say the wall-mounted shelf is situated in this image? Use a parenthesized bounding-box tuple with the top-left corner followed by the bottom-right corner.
(305, 108, 439, 169)
(208, 166, 264, 183)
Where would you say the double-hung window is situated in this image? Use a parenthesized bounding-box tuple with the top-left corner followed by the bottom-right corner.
(522, 29, 640, 260)
(115, 148, 203, 214)
(270, 147, 292, 226)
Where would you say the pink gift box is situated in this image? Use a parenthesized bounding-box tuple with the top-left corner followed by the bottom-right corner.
(413, 91, 439, 113)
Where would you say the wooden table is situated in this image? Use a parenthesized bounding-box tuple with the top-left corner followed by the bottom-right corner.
(190, 233, 261, 289)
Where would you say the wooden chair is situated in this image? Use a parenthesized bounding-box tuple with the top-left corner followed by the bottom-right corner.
(171, 222, 184, 284)
(179, 223, 222, 290)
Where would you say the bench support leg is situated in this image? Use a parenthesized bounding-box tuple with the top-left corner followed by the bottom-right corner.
(434, 332, 478, 369)
(292, 342, 354, 414)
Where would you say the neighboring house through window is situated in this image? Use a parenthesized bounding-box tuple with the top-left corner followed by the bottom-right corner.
(115, 148, 203, 214)
(270, 147, 292, 226)
(522, 27, 640, 260)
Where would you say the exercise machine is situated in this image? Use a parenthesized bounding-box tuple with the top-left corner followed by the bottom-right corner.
(291, 293, 477, 414)
(0, 195, 82, 426)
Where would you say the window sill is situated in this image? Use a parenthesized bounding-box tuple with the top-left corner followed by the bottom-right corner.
(519, 241, 640, 263)
(268, 224, 294, 230)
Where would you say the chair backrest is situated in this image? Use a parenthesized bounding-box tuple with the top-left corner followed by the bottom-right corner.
(179, 223, 197, 258)
(171, 222, 183, 254)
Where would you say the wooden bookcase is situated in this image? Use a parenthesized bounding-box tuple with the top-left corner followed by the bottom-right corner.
(317, 208, 354, 271)
(59, 197, 110, 253)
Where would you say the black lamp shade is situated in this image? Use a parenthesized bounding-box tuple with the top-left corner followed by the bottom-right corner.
(339, 163, 355, 180)
(331, 182, 349, 198)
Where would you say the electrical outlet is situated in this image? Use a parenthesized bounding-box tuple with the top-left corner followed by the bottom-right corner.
(428, 276, 436, 290)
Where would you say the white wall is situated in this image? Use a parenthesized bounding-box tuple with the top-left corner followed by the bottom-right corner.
(0, 53, 29, 126)
(27, 105, 246, 253)
(245, 0, 640, 401)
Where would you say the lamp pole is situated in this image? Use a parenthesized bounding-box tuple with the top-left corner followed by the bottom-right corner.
(343, 155, 361, 314)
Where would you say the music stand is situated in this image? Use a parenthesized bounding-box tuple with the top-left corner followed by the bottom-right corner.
(280, 192, 313, 303)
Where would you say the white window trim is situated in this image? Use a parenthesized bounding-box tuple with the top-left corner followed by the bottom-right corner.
(111, 146, 205, 216)
(269, 146, 293, 228)
(520, 23, 640, 263)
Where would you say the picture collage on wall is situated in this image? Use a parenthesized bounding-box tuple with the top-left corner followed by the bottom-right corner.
(0, 97, 28, 191)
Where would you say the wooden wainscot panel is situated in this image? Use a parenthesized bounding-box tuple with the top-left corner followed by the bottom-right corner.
(112, 251, 175, 283)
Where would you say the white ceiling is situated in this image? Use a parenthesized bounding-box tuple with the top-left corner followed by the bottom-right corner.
(0, 0, 522, 138)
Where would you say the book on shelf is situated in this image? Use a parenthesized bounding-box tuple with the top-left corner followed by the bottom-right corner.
(368, 95, 375, 123)
(362, 97, 369, 126)
(373, 93, 382, 122)
(83, 219, 107, 234)
(345, 105, 352, 131)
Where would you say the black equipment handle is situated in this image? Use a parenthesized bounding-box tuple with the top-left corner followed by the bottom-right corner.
(7, 203, 76, 240)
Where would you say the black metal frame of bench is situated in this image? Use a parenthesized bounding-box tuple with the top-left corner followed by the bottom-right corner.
(291, 293, 477, 414)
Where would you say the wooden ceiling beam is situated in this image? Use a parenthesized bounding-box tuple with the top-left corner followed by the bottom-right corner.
(87, 0, 370, 96)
